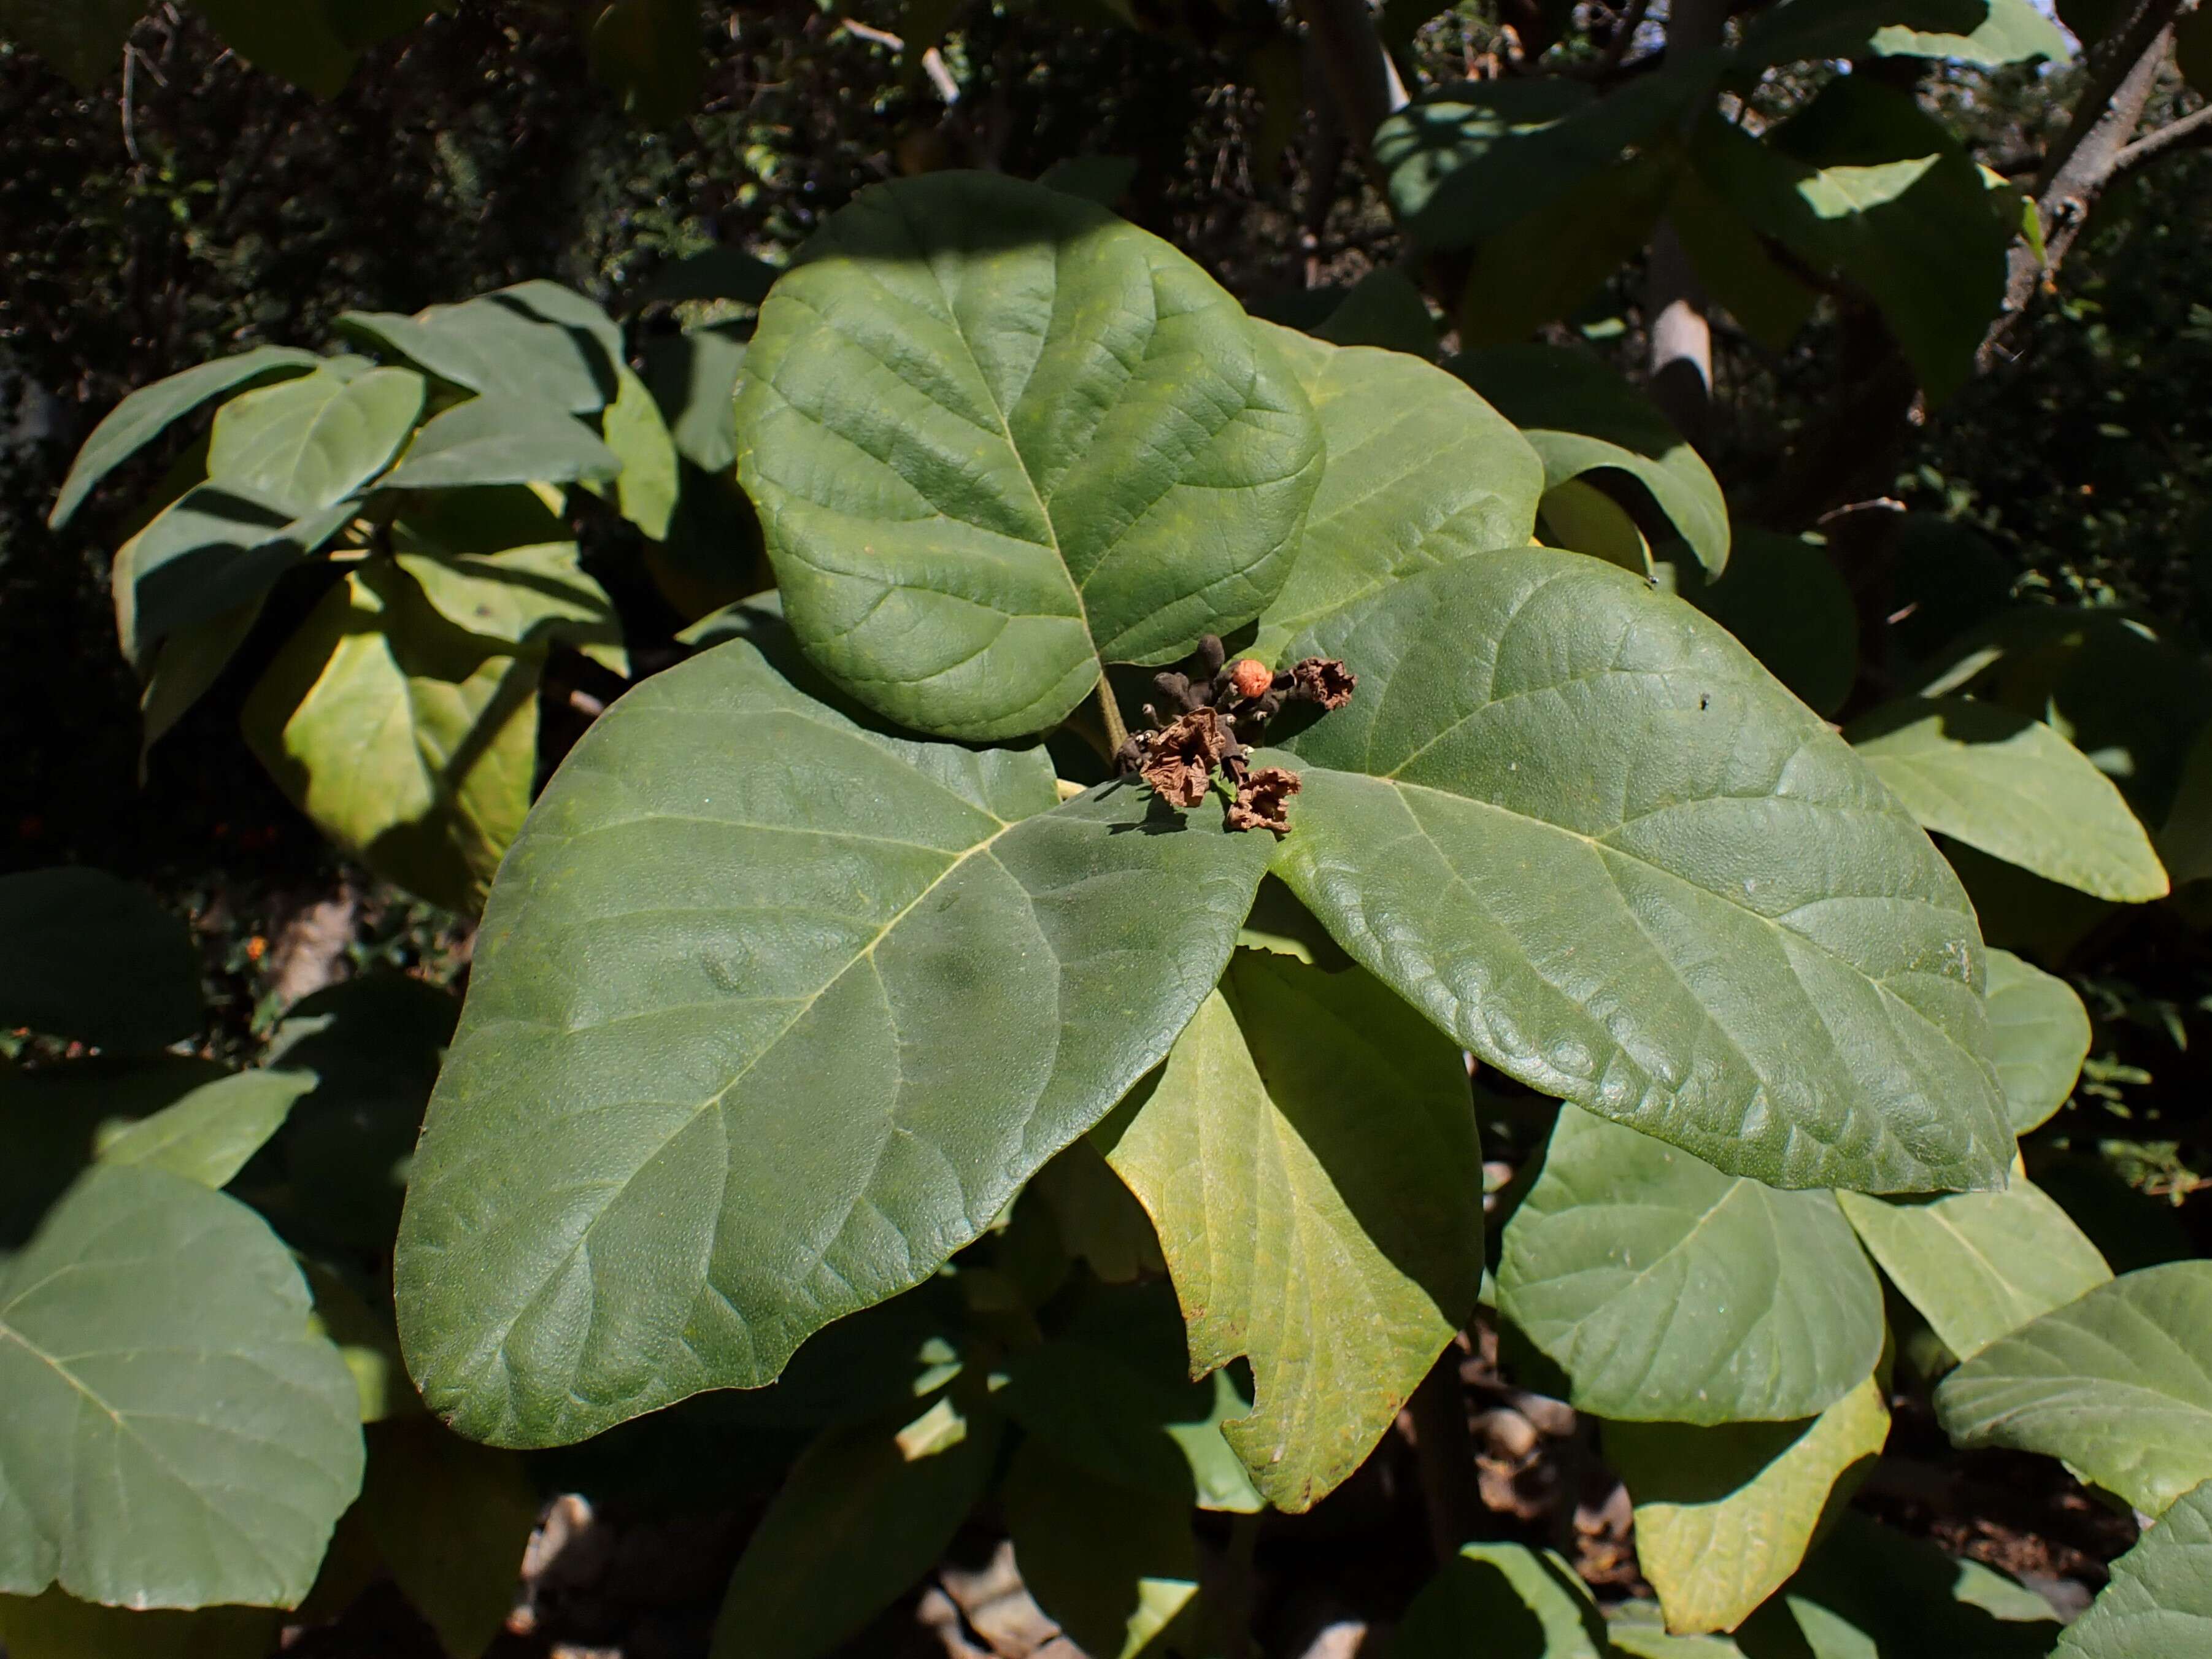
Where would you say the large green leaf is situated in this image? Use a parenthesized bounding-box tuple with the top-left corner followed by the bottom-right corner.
(1393, 1543, 1611, 1659)
(1270, 550, 2011, 1193)
(0, 1166, 364, 1607)
(734, 170, 1323, 740)
(393, 629, 1274, 1445)
(1099, 954, 1483, 1511)
(49, 347, 320, 529)
(378, 395, 620, 492)
(1983, 948, 2089, 1134)
(706, 1399, 1000, 1659)
(242, 560, 541, 915)
(1004, 1442, 1201, 1659)
(1688, 84, 2009, 404)
(1376, 66, 1714, 253)
(337, 283, 617, 415)
(1454, 346, 1728, 575)
(0, 869, 199, 1056)
(1741, 0, 2071, 68)
(112, 485, 355, 669)
(1935, 1261, 2212, 1516)
(1497, 1107, 1885, 1422)
(2056, 1477, 2212, 1657)
(1838, 1171, 2109, 1361)
(1246, 325, 1539, 663)
(205, 360, 423, 515)
(1608, 1373, 1889, 1635)
(1848, 695, 2168, 902)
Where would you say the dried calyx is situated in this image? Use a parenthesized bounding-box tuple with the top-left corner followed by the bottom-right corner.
(1115, 636, 1356, 836)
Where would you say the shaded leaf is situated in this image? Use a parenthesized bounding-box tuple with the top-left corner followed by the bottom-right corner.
(1039, 154, 1141, 209)
(1455, 345, 1728, 574)
(191, 0, 356, 94)
(379, 395, 620, 492)
(1849, 695, 2168, 902)
(1270, 550, 2011, 1193)
(358, 1418, 539, 1659)
(735, 170, 1323, 740)
(1393, 1543, 1611, 1659)
(1030, 1141, 1168, 1285)
(1248, 324, 1542, 661)
(393, 630, 1273, 1444)
(1671, 530, 1857, 717)
(638, 245, 780, 309)
(1498, 1107, 1885, 1423)
(206, 360, 423, 514)
(114, 484, 356, 669)
(242, 560, 540, 915)
(1665, 160, 1817, 352)
(1312, 266, 1436, 355)
(1608, 1373, 1889, 1635)
(597, 364, 679, 541)
(1837, 1168, 2110, 1362)
(396, 544, 625, 674)
(0, 1057, 226, 1245)
(1004, 1442, 1201, 1659)
(0, 869, 199, 1055)
(1742, 0, 2070, 67)
(50, 347, 320, 529)
(1983, 948, 2089, 1134)
(1935, 1260, 2212, 1516)
(1100, 955, 1483, 1511)
(302, 1263, 418, 1423)
(706, 1401, 999, 1659)
(0, 1590, 280, 1659)
(641, 324, 747, 474)
(139, 599, 264, 763)
(2056, 1477, 2212, 1657)
(1460, 153, 1680, 347)
(0, 1166, 363, 1607)
(1541, 478, 1651, 575)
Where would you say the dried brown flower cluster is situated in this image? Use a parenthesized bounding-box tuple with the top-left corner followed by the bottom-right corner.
(1115, 636, 1355, 836)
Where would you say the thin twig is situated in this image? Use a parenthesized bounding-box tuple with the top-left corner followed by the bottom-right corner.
(120, 44, 141, 163)
(2111, 99, 2212, 177)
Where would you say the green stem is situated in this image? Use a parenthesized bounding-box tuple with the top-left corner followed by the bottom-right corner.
(1096, 674, 1131, 756)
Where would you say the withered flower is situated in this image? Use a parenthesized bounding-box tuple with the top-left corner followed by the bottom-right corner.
(1227, 766, 1302, 836)
(1290, 658, 1357, 711)
(1138, 706, 1232, 807)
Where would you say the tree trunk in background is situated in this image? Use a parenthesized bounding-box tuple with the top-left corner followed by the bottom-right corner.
(1294, 0, 1408, 174)
(1644, 0, 1727, 451)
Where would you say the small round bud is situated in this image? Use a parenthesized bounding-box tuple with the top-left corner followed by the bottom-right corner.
(1228, 658, 1273, 700)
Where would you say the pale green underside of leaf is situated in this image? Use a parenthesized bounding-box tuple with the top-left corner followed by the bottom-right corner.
(1838, 1170, 2110, 1362)
(736, 170, 1323, 740)
(1102, 954, 1483, 1512)
(1272, 550, 2011, 1194)
(1247, 324, 1541, 661)
(242, 561, 540, 916)
(708, 1404, 1000, 1659)
(1498, 1107, 1885, 1423)
(1851, 695, 2168, 902)
(49, 347, 321, 531)
(0, 1166, 363, 1609)
(1983, 948, 2090, 1134)
(394, 633, 1272, 1445)
(1609, 1372, 1889, 1635)
(2057, 1477, 2212, 1657)
(1936, 1261, 2212, 1517)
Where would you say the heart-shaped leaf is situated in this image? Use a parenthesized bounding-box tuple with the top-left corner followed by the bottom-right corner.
(49, 347, 321, 530)
(1247, 324, 1541, 661)
(734, 171, 1323, 740)
(1608, 1372, 1890, 1634)
(206, 360, 424, 515)
(1983, 949, 2090, 1134)
(1100, 953, 1484, 1511)
(1497, 1107, 1885, 1422)
(1271, 549, 2011, 1193)
(1454, 345, 1728, 574)
(2056, 1477, 2212, 1657)
(1849, 695, 2168, 902)
(1839, 1169, 2110, 1362)
(1935, 1261, 2212, 1516)
(0, 869, 200, 1057)
(394, 628, 1273, 1444)
(0, 1166, 363, 1608)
